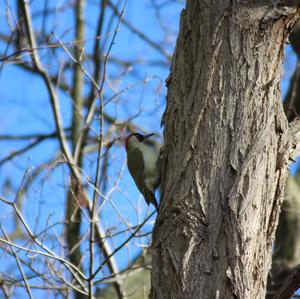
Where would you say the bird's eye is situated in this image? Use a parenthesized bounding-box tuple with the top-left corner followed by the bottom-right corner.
(134, 133, 143, 141)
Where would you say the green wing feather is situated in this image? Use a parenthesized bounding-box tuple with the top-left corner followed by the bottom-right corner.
(127, 148, 158, 208)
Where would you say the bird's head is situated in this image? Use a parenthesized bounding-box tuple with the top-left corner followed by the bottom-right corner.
(125, 132, 155, 151)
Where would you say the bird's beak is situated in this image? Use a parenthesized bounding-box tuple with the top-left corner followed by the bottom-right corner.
(144, 133, 155, 139)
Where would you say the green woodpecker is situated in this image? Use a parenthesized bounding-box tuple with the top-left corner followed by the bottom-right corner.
(125, 133, 161, 210)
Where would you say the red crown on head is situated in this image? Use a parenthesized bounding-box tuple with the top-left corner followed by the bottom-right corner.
(124, 133, 134, 150)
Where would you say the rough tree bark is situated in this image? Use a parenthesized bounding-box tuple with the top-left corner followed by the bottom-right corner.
(152, 1, 300, 299)
(267, 22, 300, 298)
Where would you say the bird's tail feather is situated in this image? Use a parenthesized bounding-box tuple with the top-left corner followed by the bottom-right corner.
(144, 189, 159, 212)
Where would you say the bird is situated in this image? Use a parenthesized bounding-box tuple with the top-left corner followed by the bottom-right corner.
(125, 132, 161, 211)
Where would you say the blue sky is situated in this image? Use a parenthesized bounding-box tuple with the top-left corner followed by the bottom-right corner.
(0, 0, 298, 297)
(0, 1, 183, 297)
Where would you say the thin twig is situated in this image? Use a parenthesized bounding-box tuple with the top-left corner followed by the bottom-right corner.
(0, 196, 87, 288)
(272, 264, 300, 299)
(106, 0, 171, 60)
(0, 238, 88, 295)
(52, 32, 101, 94)
(88, 2, 128, 298)
(0, 136, 46, 166)
(73, 0, 128, 164)
(91, 211, 155, 280)
(0, 225, 33, 299)
(0, 128, 70, 140)
(0, 280, 67, 291)
(18, 0, 78, 177)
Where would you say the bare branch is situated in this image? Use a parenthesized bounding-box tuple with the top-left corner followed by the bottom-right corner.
(106, 0, 171, 60)
(18, 0, 77, 176)
(0, 225, 33, 299)
(91, 211, 155, 280)
(272, 264, 300, 299)
(0, 196, 88, 289)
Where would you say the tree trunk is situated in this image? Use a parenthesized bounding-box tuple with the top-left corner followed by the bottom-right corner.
(66, 1, 86, 298)
(152, 2, 300, 299)
(267, 22, 300, 298)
